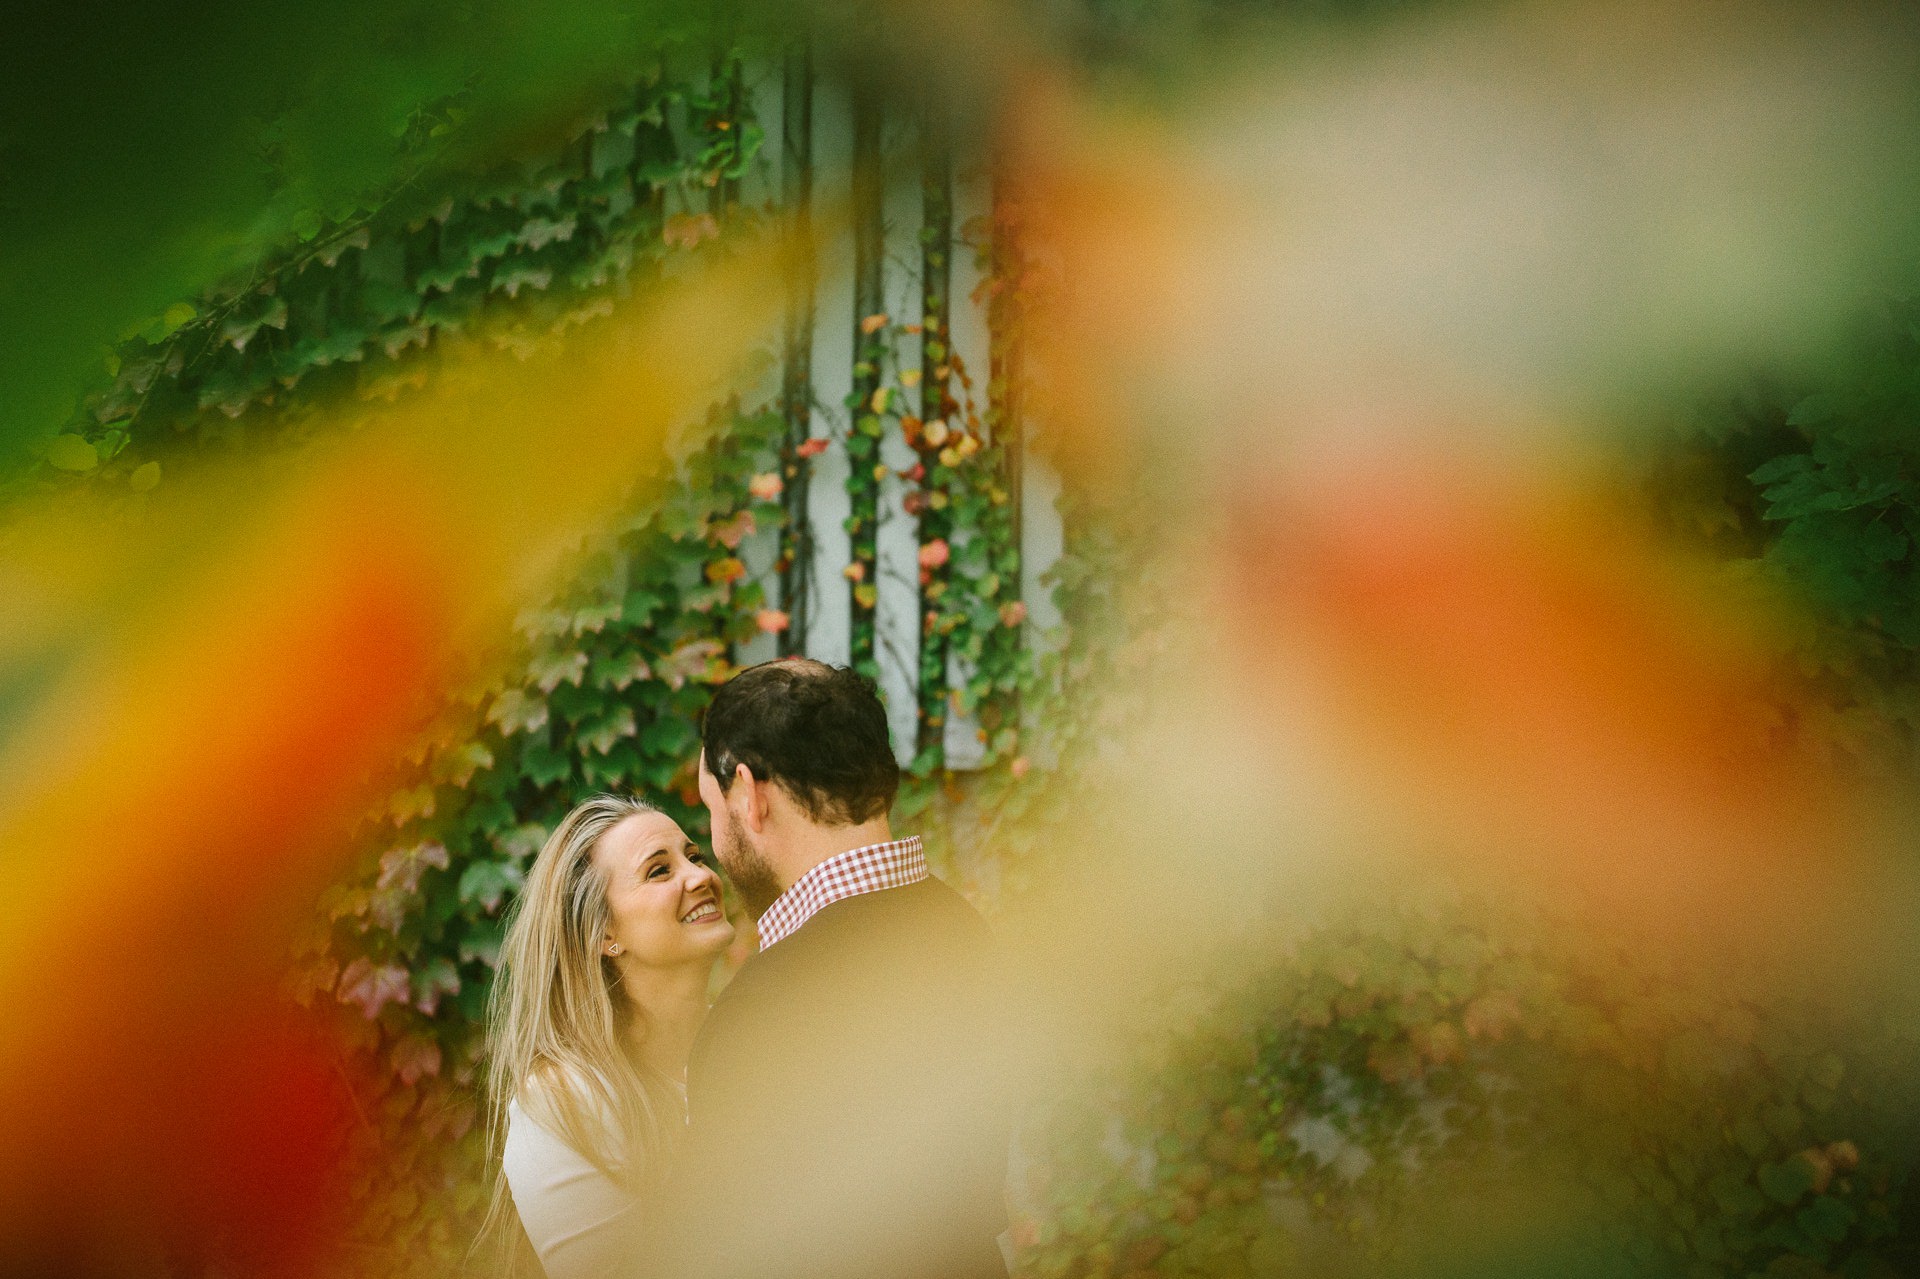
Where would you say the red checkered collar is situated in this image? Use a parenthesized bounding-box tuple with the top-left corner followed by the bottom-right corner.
(754, 836, 927, 952)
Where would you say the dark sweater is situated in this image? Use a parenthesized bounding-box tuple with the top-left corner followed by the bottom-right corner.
(663, 876, 1011, 1279)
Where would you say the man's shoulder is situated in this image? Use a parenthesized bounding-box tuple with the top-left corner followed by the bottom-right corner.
(707, 877, 991, 1014)
(787, 874, 994, 958)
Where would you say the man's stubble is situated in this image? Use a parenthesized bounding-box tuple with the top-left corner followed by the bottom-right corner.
(718, 807, 783, 920)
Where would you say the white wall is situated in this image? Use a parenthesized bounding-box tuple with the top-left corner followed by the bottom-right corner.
(731, 63, 1063, 768)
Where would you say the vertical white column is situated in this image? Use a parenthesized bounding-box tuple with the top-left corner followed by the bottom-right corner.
(873, 114, 926, 764)
(803, 78, 855, 671)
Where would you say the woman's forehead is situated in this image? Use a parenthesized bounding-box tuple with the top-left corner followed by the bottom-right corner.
(594, 810, 685, 866)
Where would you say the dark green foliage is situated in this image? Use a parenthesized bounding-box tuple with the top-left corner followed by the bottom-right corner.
(1650, 296, 1920, 773)
(0, 0, 778, 463)
(21, 51, 756, 498)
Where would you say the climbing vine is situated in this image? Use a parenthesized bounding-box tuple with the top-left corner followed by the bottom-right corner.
(844, 85, 887, 676)
(834, 308, 1029, 777)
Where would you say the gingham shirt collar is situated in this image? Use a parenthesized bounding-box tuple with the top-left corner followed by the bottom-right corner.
(755, 836, 927, 952)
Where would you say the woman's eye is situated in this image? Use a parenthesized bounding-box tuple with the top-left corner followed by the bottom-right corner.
(688, 851, 707, 866)
(647, 863, 671, 879)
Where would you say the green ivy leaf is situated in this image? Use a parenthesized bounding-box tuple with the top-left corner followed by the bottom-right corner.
(1732, 1116, 1772, 1159)
(1758, 1155, 1817, 1206)
(410, 957, 461, 1016)
(1786, 394, 1838, 427)
(457, 860, 522, 914)
(1708, 1169, 1767, 1217)
(1762, 1102, 1804, 1145)
(580, 705, 637, 754)
(45, 434, 99, 472)
(637, 714, 696, 759)
(520, 733, 572, 788)
(1797, 1192, 1856, 1244)
(459, 919, 505, 969)
(486, 688, 549, 735)
(592, 651, 653, 690)
(530, 650, 589, 693)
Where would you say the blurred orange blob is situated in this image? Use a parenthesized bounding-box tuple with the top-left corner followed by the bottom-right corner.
(0, 472, 453, 1275)
(0, 241, 782, 1274)
(982, 1, 1920, 979)
(1218, 459, 1853, 948)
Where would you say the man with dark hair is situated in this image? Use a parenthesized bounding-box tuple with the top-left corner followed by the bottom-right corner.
(696, 658, 904, 919)
(663, 657, 1010, 1279)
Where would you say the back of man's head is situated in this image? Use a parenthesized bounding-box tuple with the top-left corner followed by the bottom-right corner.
(702, 658, 900, 826)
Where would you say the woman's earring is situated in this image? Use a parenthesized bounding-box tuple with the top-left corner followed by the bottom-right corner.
(607, 944, 623, 957)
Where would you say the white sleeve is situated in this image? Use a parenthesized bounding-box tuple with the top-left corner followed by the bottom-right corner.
(503, 1098, 639, 1279)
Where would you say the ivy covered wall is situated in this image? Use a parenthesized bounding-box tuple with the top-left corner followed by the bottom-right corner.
(25, 44, 1049, 1274)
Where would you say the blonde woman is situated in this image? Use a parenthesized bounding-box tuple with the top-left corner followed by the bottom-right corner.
(483, 794, 735, 1279)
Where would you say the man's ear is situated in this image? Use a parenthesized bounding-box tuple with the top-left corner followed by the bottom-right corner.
(735, 762, 771, 834)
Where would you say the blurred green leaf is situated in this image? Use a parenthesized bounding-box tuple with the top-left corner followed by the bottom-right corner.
(44, 434, 98, 472)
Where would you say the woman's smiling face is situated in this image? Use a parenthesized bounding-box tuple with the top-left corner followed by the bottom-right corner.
(592, 809, 734, 967)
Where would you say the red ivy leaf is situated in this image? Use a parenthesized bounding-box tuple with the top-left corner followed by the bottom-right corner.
(337, 959, 410, 1020)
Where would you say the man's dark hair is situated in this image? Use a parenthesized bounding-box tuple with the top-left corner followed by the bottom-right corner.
(702, 658, 900, 825)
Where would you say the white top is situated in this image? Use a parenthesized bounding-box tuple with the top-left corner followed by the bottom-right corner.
(503, 1096, 640, 1279)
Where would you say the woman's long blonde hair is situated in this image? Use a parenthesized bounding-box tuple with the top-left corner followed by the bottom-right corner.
(478, 794, 684, 1253)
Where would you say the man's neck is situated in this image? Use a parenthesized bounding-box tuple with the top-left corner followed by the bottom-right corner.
(774, 817, 896, 897)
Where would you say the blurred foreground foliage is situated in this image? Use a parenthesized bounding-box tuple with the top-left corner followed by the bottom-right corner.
(0, 0, 745, 464)
(998, 444, 1920, 1279)
(18, 18, 1920, 1279)
(1649, 296, 1920, 776)
(1012, 891, 1916, 1279)
(14, 40, 759, 495)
